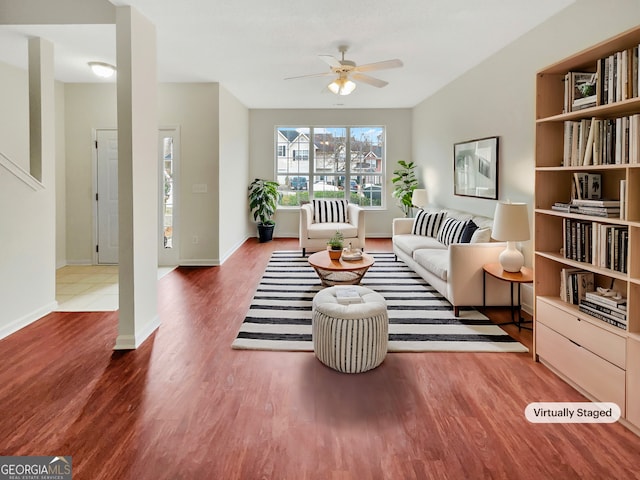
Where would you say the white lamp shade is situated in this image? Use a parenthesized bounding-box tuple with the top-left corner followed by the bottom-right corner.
(411, 189, 428, 208)
(328, 77, 356, 95)
(492, 202, 530, 241)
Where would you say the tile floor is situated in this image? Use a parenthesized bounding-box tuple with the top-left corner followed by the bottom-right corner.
(55, 265, 176, 311)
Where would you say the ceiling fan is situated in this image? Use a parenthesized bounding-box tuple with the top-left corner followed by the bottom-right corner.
(285, 46, 403, 95)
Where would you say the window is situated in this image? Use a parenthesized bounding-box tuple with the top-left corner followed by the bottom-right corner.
(275, 126, 385, 208)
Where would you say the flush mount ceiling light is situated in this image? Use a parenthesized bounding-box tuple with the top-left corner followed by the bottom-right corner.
(327, 74, 356, 95)
(88, 61, 116, 78)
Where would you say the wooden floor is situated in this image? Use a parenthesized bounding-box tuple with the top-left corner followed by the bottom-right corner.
(1, 238, 639, 480)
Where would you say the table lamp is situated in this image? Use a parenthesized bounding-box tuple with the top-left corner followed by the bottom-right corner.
(411, 189, 428, 209)
(491, 201, 530, 272)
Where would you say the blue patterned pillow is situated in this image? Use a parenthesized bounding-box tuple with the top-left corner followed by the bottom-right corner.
(437, 217, 468, 246)
(412, 210, 446, 237)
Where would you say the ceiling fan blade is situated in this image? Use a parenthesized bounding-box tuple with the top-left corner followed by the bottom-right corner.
(318, 54, 342, 68)
(284, 72, 333, 80)
(351, 73, 388, 88)
(355, 59, 403, 72)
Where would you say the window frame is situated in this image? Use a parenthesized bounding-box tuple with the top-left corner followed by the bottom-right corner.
(275, 125, 386, 210)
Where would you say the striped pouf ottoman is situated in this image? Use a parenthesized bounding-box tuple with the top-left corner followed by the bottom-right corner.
(312, 286, 388, 373)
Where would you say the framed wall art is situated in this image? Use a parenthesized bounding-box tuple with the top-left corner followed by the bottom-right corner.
(453, 136, 499, 200)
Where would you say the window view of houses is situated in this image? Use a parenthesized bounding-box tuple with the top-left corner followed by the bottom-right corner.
(276, 126, 385, 207)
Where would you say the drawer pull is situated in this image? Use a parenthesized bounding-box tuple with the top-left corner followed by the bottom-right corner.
(570, 339, 582, 348)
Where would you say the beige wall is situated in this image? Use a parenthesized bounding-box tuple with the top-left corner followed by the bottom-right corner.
(219, 85, 250, 261)
(0, 55, 57, 338)
(411, 0, 640, 311)
(249, 108, 412, 239)
(413, 0, 640, 263)
(64, 82, 225, 265)
(158, 83, 220, 265)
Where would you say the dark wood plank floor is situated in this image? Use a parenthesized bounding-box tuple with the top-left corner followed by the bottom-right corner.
(1, 238, 639, 480)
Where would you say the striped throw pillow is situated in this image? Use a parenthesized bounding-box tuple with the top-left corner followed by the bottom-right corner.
(412, 210, 446, 237)
(313, 199, 348, 223)
(437, 217, 468, 246)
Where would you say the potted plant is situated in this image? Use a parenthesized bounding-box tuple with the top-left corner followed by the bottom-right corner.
(248, 178, 281, 242)
(327, 230, 344, 260)
(392, 160, 418, 217)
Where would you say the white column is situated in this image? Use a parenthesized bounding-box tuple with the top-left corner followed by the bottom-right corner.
(114, 6, 159, 349)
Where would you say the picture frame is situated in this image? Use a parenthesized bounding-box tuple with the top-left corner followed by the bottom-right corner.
(454, 136, 499, 200)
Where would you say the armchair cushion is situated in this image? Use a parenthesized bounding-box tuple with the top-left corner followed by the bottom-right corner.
(313, 199, 348, 223)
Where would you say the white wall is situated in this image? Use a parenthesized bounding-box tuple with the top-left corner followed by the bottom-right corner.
(0, 58, 56, 338)
(64, 82, 223, 265)
(64, 83, 117, 264)
(412, 0, 640, 311)
(249, 108, 412, 239)
(219, 85, 250, 261)
(157, 83, 220, 265)
(55, 81, 66, 267)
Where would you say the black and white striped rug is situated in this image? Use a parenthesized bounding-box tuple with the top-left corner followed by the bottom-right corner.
(232, 251, 528, 353)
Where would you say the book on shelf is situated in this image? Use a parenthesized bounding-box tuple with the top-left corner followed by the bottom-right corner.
(578, 304, 627, 330)
(579, 298, 627, 321)
(571, 198, 619, 207)
(598, 45, 640, 106)
(562, 218, 629, 272)
(560, 268, 594, 305)
(585, 290, 627, 310)
(565, 71, 597, 112)
(564, 114, 640, 166)
(619, 179, 627, 220)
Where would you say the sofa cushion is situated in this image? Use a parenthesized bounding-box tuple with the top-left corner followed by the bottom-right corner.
(412, 210, 446, 237)
(460, 219, 479, 243)
(437, 217, 467, 246)
(413, 248, 448, 281)
(393, 234, 447, 257)
(307, 222, 358, 239)
(313, 199, 348, 223)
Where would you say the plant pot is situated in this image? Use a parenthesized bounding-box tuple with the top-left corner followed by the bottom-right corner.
(328, 248, 342, 260)
(257, 223, 275, 243)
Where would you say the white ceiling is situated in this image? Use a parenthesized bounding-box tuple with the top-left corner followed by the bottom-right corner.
(0, 0, 574, 109)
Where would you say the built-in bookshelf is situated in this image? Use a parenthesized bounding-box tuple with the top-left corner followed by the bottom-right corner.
(535, 25, 640, 436)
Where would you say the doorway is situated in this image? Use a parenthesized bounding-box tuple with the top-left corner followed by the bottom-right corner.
(95, 127, 180, 266)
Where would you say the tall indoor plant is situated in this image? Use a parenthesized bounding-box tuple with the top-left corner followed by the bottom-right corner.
(392, 160, 418, 216)
(248, 178, 281, 242)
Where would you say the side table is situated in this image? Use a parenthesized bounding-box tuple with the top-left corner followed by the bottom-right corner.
(482, 262, 533, 330)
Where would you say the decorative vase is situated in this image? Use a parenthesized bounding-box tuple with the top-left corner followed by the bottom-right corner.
(328, 248, 342, 260)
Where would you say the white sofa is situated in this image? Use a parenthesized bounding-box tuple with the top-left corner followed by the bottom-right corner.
(393, 207, 513, 316)
(300, 202, 365, 256)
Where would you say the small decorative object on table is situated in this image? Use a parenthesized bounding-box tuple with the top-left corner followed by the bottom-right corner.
(327, 230, 344, 260)
(341, 242, 363, 261)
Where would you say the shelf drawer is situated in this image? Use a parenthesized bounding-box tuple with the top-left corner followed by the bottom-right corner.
(536, 297, 626, 369)
(537, 322, 625, 414)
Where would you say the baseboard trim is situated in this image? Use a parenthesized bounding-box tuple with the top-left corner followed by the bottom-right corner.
(219, 236, 251, 264)
(0, 301, 58, 341)
(178, 259, 220, 267)
(113, 314, 160, 350)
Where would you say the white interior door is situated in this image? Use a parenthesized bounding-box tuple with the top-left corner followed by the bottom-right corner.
(96, 129, 119, 264)
(95, 128, 180, 266)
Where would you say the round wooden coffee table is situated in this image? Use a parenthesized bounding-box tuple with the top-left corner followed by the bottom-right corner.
(307, 251, 375, 287)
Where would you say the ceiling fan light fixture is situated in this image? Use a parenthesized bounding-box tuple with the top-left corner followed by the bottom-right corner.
(328, 76, 356, 95)
(88, 61, 116, 78)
